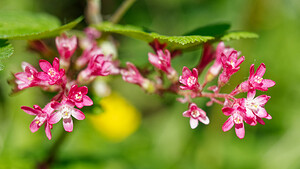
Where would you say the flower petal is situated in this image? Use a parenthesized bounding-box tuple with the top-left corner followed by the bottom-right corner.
(190, 118, 199, 129)
(63, 117, 73, 132)
(72, 108, 85, 120)
(254, 95, 270, 106)
(30, 120, 40, 133)
(262, 79, 276, 88)
(53, 57, 60, 70)
(45, 122, 52, 140)
(255, 63, 266, 77)
(222, 107, 234, 116)
(48, 112, 62, 124)
(199, 116, 209, 125)
(181, 66, 191, 78)
(247, 90, 256, 100)
(235, 122, 245, 139)
(249, 64, 255, 78)
(222, 116, 234, 132)
(182, 111, 190, 117)
(39, 59, 52, 72)
(21, 106, 38, 115)
(36, 72, 50, 81)
(82, 95, 93, 106)
(256, 107, 268, 118)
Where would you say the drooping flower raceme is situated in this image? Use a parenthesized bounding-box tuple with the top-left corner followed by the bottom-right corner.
(183, 103, 209, 129)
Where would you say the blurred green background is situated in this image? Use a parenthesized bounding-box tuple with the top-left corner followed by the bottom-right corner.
(1, 0, 300, 168)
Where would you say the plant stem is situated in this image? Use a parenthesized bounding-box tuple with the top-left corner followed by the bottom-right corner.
(110, 0, 137, 24)
(37, 131, 68, 169)
(86, 0, 103, 24)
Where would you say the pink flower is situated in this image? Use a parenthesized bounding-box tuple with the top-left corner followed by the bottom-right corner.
(245, 90, 272, 125)
(49, 100, 85, 132)
(78, 55, 113, 82)
(218, 50, 244, 85)
(67, 85, 93, 108)
(183, 103, 209, 129)
(205, 42, 225, 82)
(21, 102, 55, 140)
(179, 66, 200, 90)
(222, 99, 251, 139)
(247, 63, 276, 91)
(55, 34, 77, 60)
(37, 57, 65, 85)
(76, 45, 102, 69)
(121, 62, 146, 86)
(148, 49, 176, 77)
(15, 62, 44, 90)
(232, 63, 276, 95)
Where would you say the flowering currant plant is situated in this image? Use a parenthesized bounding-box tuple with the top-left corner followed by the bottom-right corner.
(1, 0, 275, 145)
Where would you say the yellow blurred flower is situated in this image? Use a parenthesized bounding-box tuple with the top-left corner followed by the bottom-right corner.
(88, 92, 141, 142)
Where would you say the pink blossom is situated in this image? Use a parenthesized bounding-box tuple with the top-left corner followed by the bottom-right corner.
(49, 100, 85, 132)
(55, 34, 77, 60)
(179, 66, 200, 91)
(222, 99, 253, 139)
(21, 102, 55, 140)
(121, 62, 146, 85)
(245, 90, 272, 125)
(37, 57, 65, 85)
(183, 103, 209, 129)
(247, 63, 276, 91)
(76, 45, 102, 69)
(231, 63, 276, 95)
(67, 85, 93, 108)
(15, 62, 45, 90)
(78, 54, 113, 82)
(218, 50, 244, 85)
(205, 42, 225, 82)
(148, 49, 176, 77)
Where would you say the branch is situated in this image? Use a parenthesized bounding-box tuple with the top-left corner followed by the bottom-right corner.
(110, 0, 137, 24)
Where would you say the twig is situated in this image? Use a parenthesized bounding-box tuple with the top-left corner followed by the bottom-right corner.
(37, 131, 68, 169)
(110, 0, 137, 24)
(86, 0, 103, 24)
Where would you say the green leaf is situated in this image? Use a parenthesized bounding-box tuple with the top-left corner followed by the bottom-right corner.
(94, 22, 214, 51)
(0, 11, 83, 40)
(184, 23, 231, 37)
(221, 31, 259, 41)
(0, 40, 14, 71)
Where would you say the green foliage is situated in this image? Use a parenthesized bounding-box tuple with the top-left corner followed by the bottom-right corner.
(95, 22, 214, 51)
(184, 23, 231, 37)
(221, 31, 259, 41)
(0, 40, 13, 70)
(95, 22, 258, 51)
(0, 11, 83, 40)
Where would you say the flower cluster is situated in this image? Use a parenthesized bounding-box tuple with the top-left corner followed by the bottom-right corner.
(16, 28, 120, 140)
(178, 42, 275, 139)
(15, 27, 275, 140)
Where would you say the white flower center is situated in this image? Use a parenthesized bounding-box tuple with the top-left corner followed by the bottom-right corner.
(187, 76, 197, 86)
(245, 100, 259, 111)
(61, 105, 72, 119)
(27, 75, 34, 81)
(48, 68, 58, 78)
(254, 76, 263, 83)
(191, 110, 200, 118)
(230, 60, 235, 67)
(75, 92, 82, 101)
(233, 113, 243, 124)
